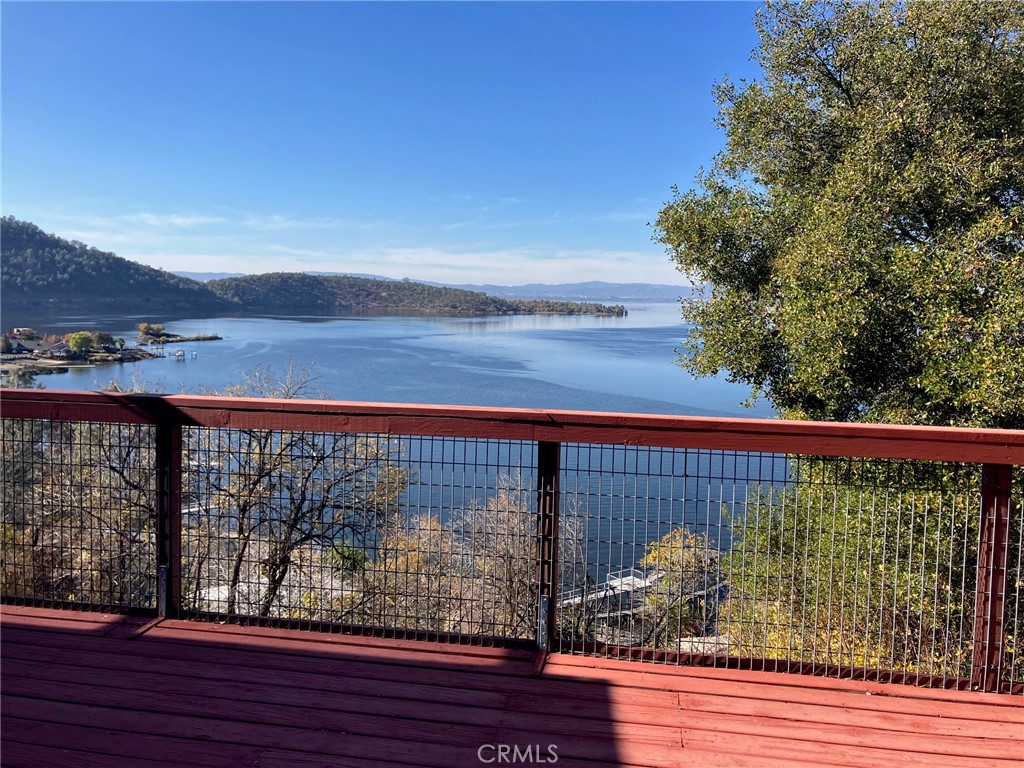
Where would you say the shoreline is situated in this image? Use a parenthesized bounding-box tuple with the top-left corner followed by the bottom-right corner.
(0, 349, 160, 380)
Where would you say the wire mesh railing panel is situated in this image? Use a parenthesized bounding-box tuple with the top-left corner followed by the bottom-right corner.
(0, 418, 158, 611)
(555, 447, 990, 686)
(180, 428, 539, 644)
(555, 446, 784, 658)
(1003, 494, 1023, 689)
(725, 458, 982, 686)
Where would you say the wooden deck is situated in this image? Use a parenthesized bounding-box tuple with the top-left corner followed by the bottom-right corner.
(1, 606, 1021, 768)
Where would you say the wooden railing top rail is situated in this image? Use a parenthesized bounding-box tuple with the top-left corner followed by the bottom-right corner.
(2, 388, 1023, 464)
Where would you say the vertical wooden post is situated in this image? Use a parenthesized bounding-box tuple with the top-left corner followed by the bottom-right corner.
(536, 441, 561, 652)
(155, 424, 183, 619)
(972, 464, 1012, 692)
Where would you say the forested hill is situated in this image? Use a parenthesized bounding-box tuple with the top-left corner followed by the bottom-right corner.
(1, 218, 625, 316)
(206, 273, 626, 316)
(1, 216, 227, 313)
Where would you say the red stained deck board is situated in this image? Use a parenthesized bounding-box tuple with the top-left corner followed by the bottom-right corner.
(0, 640, 512, 710)
(3, 717, 262, 768)
(2, 695, 494, 768)
(511, 690, 1021, 740)
(547, 652, 1024, 706)
(498, 725, 1011, 768)
(4, 657, 510, 732)
(543, 656, 1024, 722)
(1, 624, 679, 710)
(154, 616, 536, 659)
(254, 748, 661, 768)
(0, 610, 135, 635)
(0, 605, 141, 625)
(673, 691, 1022, 739)
(1, 675, 498, 747)
(139, 624, 539, 674)
(0, 740, 184, 768)
(2, 607, 1021, 768)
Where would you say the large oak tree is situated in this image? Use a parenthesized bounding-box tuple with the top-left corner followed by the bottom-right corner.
(655, 0, 1023, 428)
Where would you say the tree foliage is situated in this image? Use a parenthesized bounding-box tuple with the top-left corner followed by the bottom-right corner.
(654, 0, 1023, 428)
(718, 461, 991, 678)
(205, 272, 626, 317)
(65, 331, 94, 354)
(637, 527, 721, 645)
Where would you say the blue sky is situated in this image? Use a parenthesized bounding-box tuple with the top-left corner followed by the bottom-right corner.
(2, 2, 761, 285)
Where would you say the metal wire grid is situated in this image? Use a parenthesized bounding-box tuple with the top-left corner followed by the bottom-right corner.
(555, 446, 993, 686)
(1002, 495, 1023, 688)
(0, 418, 157, 611)
(555, 446, 778, 657)
(181, 428, 540, 643)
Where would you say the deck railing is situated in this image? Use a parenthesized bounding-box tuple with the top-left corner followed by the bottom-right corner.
(1, 389, 1021, 693)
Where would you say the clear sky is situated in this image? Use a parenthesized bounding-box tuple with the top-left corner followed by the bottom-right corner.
(2, 1, 762, 285)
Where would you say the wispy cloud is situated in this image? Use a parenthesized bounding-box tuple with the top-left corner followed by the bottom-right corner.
(21, 207, 684, 285)
(125, 213, 227, 228)
(241, 214, 385, 231)
(265, 244, 345, 259)
(349, 246, 685, 285)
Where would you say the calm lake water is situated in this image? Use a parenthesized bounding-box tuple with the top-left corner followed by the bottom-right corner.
(16, 303, 772, 418)
(12, 303, 780, 580)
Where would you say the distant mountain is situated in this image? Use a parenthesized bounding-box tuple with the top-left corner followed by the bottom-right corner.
(172, 271, 249, 282)
(422, 280, 692, 302)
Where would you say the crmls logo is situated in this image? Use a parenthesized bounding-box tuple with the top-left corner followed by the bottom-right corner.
(477, 744, 559, 764)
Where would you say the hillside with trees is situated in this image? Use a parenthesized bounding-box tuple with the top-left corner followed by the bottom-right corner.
(0, 217, 625, 317)
(205, 273, 625, 316)
(1, 217, 229, 314)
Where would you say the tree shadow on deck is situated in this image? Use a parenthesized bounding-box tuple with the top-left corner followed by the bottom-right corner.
(0, 608, 634, 768)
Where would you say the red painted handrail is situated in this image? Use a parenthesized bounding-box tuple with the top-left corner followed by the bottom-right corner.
(3, 388, 1023, 464)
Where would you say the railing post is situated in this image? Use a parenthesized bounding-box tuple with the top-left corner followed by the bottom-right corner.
(155, 424, 182, 619)
(972, 464, 1012, 692)
(536, 441, 560, 651)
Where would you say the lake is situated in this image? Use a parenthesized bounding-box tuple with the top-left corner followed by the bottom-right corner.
(15, 303, 773, 418)
(10, 303, 780, 583)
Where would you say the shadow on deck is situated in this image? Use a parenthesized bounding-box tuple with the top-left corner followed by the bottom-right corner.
(1, 606, 1021, 768)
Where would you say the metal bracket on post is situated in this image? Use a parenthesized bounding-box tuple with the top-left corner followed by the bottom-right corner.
(537, 595, 550, 650)
(157, 565, 168, 617)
